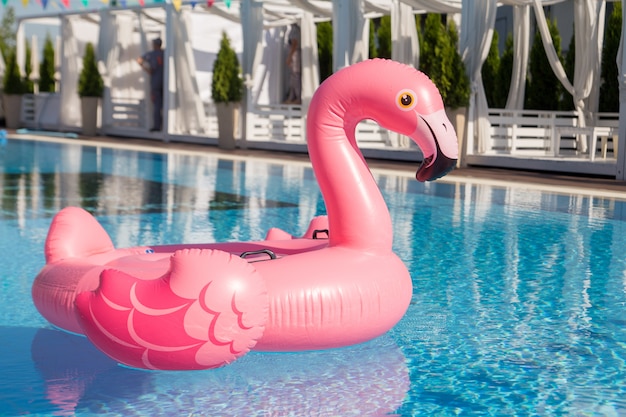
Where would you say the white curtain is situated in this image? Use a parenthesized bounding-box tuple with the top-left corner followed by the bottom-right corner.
(30, 36, 40, 93)
(171, 10, 206, 134)
(258, 28, 284, 105)
(300, 11, 320, 114)
(57, 15, 99, 129)
(97, 10, 116, 129)
(332, 0, 369, 71)
(138, 11, 157, 129)
(391, 0, 420, 68)
(460, 0, 497, 154)
(572, 0, 606, 122)
(59, 17, 81, 128)
(240, 0, 264, 142)
(505, 4, 530, 110)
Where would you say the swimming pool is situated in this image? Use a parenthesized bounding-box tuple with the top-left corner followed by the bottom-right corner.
(1, 137, 625, 416)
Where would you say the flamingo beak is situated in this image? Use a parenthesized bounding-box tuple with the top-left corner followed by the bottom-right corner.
(415, 110, 459, 182)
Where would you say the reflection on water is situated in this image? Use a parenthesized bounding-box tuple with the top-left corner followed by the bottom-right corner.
(1, 138, 626, 415)
(20, 328, 408, 416)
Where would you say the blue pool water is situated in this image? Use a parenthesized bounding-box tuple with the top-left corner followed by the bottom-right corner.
(1, 137, 625, 416)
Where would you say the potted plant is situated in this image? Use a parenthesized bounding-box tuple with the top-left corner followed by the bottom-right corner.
(211, 32, 243, 150)
(78, 42, 104, 136)
(2, 48, 28, 129)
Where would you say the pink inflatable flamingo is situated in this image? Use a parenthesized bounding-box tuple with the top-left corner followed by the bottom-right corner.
(32, 59, 458, 370)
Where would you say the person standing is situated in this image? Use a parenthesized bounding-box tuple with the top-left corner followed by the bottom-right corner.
(284, 23, 301, 105)
(137, 38, 164, 132)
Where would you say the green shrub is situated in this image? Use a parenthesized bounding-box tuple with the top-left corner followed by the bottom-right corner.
(376, 15, 391, 60)
(2, 48, 28, 95)
(211, 32, 243, 103)
(419, 14, 469, 109)
(599, 1, 621, 112)
(482, 31, 500, 108)
(496, 34, 514, 108)
(525, 18, 563, 110)
(39, 35, 56, 93)
(78, 42, 103, 97)
(316, 21, 333, 83)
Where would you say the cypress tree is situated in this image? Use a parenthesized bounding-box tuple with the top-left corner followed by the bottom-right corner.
(24, 40, 33, 94)
(419, 14, 447, 92)
(377, 15, 391, 59)
(211, 32, 242, 103)
(446, 20, 469, 108)
(482, 30, 500, 108)
(316, 21, 333, 83)
(369, 19, 376, 59)
(599, 1, 621, 112)
(3, 48, 27, 95)
(0, 6, 16, 61)
(39, 35, 56, 93)
(78, 42, 104, 97)
(496, 33, 514, 108)
(525, 17, 563, 110)
(419, 14, 469, 109)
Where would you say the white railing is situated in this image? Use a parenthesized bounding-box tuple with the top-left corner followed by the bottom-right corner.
(110, 98, 145, 129)
(486, 109, 578, 155)
(486, 109, 619, 159)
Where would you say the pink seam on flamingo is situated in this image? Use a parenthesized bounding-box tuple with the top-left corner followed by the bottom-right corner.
(32, 59, 458, 370)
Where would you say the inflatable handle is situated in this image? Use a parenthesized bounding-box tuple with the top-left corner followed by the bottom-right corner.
(240, 249, 277, 260)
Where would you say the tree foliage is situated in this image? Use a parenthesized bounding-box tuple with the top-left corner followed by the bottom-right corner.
(482, 31, 500, 108)
(525, 17, 563, 110)
(3, 48, 28, 95)
(599, 1, 621, 112)
(419, 14, 469, 109)
(316, 21, 333, 83)
(495, 34, 514, 108)
(376, 15, 392, 60)
(24, 40, 33, 94)
(39, 35, 56, 93)
(78, 42, 103, 97)
(211, 32, 243, 103)
(0, 6, 16, 61)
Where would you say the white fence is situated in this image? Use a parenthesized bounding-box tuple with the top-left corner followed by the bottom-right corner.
(485, 109, 619, 160)
(15, 95, 619, 162)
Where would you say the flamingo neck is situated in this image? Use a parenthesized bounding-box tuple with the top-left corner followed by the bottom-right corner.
(307, 98, 393, 253)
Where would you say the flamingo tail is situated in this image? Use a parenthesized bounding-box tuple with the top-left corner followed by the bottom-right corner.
(75, 248, 269, 370)
(44, 207, 115, 263)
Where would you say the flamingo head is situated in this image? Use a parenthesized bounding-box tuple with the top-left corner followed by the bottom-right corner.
(362, 60, 459, 181)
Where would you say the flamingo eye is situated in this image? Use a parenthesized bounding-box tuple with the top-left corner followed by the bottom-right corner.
(396, 90, 417, 111)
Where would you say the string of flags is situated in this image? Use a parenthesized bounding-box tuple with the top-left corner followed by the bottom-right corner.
(0, 0, 232, 12)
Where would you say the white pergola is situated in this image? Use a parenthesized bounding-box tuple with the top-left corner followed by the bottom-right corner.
(12, 0, 626, 180)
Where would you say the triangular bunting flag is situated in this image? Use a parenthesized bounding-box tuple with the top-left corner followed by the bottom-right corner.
(41, 0, 48, 8)
(61, 0, 70, 7)
(21, 0, 29, 7)
(224, 0, 230, 8)
(172, 0, 181, 11)
(207, 0, 214, 6)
